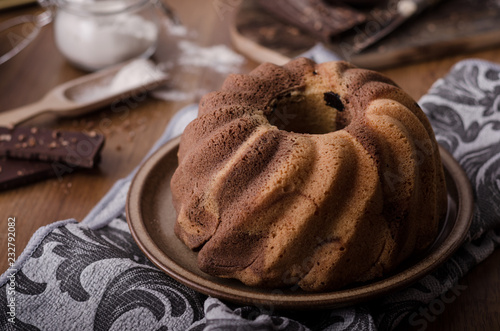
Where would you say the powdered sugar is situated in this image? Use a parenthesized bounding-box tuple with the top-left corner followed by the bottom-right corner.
(70, 59, 167, 103)
(54, 0, 159, 71)
(177, 41, 246, 74)
(109, 58, 166, 93)
(152, 37, 246, 102)
(163, 18, 194, 38)
(152, 90, 193, 102)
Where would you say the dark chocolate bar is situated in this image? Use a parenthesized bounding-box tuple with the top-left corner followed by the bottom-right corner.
(257, 0, 367, 42)
(0, 157, 57, 190)
(0, 126, 105, 168)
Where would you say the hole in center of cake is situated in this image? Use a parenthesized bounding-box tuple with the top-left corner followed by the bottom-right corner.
(266, 91, 344, 134)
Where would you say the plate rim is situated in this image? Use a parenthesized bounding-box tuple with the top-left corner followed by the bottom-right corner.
(126, 136, 474, 309)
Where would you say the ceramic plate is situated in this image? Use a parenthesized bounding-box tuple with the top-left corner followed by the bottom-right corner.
(126, 136, 473, 310)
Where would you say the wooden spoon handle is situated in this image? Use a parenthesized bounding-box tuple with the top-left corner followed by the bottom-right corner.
(0, 99, 52, 128)
(0, 87, 77, 127)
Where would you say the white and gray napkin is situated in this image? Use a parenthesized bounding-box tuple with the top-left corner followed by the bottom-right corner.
(1, 59, 500, 330)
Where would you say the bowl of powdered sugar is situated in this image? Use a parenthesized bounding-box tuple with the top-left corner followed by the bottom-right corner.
(53, 0, 161, 71)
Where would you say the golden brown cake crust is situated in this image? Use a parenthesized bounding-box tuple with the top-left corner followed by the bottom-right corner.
(171, 58, 447, 291)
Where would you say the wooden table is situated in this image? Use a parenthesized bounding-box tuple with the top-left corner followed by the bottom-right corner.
(0, 1, 499, 330)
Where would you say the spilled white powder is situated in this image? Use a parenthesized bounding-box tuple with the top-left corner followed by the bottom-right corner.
(163, 18, 193, 38)
(151, 41, 246, 102)
(169, 24, 189, 37)
(177, 40, 246, 74)
(152, 90, 193, 102)
(152, 87, 211, 103)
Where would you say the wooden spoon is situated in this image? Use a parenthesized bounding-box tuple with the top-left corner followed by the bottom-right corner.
(0, 60, 168, 128)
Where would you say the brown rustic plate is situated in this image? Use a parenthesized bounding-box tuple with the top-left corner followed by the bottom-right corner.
(126, 136, 474, 310)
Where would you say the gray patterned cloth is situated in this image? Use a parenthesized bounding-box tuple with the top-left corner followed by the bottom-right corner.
(2, 59, 500, 331)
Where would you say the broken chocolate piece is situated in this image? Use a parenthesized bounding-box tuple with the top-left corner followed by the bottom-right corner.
(324, 92, 345, 111)
(0, 126, 105, 168)
(257, 0, 367, 42)
(0, 157, 57, 190)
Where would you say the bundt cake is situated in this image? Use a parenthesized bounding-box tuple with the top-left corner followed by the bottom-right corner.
(170, 58, 447, 292)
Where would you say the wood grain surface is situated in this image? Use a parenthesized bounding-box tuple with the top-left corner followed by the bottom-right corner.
(0, 1, 499, 330)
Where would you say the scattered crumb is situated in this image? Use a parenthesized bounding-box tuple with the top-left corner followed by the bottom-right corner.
(28, 137, 36, 147)
(286, 26, 300, 36)
(122, 119, 131, 130)
(259, 26, 277, 40)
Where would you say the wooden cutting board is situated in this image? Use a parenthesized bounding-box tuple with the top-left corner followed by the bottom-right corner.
(230, 0, 500, 69)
